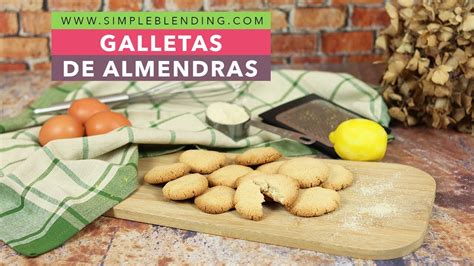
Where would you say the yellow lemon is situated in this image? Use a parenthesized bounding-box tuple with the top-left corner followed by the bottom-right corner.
(329, 118, 387, 161)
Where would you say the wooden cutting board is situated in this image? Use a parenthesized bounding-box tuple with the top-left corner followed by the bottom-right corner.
(105, 152, 436, 260)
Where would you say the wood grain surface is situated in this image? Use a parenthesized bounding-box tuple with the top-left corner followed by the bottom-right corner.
(106, 152, 436, 260)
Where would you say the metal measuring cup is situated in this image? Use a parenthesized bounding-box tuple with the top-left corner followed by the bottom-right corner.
(205, 104, 251, 141)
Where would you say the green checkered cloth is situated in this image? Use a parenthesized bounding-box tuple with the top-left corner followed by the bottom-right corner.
(0, 70, 390, 257)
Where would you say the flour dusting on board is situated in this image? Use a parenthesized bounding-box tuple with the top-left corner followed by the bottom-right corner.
(341, 202, 398, 232)
(340, 173, 402, 232)
(341, 215, 366, 231)
(362, 203, 396, 218)
(359, 176, 395, 196)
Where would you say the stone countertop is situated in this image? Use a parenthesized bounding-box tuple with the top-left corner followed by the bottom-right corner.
(0, 67, 472, 265)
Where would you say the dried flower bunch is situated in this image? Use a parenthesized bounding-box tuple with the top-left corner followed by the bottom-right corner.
(377, 0, 473, 133)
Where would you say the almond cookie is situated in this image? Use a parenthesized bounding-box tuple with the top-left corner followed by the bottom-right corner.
(235, 147, 282, 166)
(208, 165, 253, 188)
(287, 187, 340, 217)
(163, 173, 208, 200)
(234, 174, 299, 220)
(144, 163, 191, 184)
(278, 157, 329, 188)
(256, 161, 285, 174)
(235, 170, 264, 187)
(179, 149, 226, 174)
(194, 186, 235, 214)
(252, 174, 299, 207)
(234, 180, 265, 220)
(235, 171, 275, 202)
(321, 163, 354, 191)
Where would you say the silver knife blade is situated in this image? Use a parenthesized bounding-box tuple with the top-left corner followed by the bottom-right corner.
(249, 120, 317, 146)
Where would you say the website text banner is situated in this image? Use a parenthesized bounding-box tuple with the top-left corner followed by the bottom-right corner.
(52, 12, 271, 29)
(51, 30, 270, 56)
(51, 11, 271, 81)
(52, 55, 271, 81)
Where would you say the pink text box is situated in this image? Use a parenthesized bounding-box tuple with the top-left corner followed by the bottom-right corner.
(52, 29, 270, 56)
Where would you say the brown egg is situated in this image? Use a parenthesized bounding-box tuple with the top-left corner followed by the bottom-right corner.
(39, 115, 84, 146)
(85, 111, 131, 136)
(68, 98, 110, 124)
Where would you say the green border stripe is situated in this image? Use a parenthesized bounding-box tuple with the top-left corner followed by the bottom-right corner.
(42, 148, 122, 202)
(0, 158, 27, 171)
(0, 144, 38, 152)
(209, 128, 217, 146)
(329, 77, 350, 101)
(12, 216, 78, 257)
(82, 138, 89, 159)
(6, 164, 115, 245)
(0, 159, 58, 218)
(6, 174, 89, 226)
(169, 130, 176, 144)
(52, 12, 271, 29)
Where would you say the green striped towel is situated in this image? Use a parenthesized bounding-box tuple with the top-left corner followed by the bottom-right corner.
(0, 70, 390, 257)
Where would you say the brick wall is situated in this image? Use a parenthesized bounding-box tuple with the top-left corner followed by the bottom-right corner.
(0, 0, 389, 72)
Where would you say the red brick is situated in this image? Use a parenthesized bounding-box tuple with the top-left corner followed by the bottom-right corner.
(272, 10, 287, 31)
(291, 55, 343, 64)
(33, 61, 52, 70)
(322, 31, 373, 54)
(268, 0, 295, 6)
(48, 0, 101, 11)
(21, 12, 51, 35)
(108, 0, 142, 11)
(293, 8, 346, 30)
(352, 7, 389, 28)
(271, 56, 289, 65)
(168, 0, 203, 10)
(298, 0, 325, 5)
(346, 54, 384, 63)
(0, 38, 49, 59)
(332, 0, 383, 4)
(1, 0, 43, 11)
(208, 0, 263, 10)
(0, 63, 27, 72)
(272, 34, 317, 55)
(0, 12, 18, 35)
(153, 0, 165, 9)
